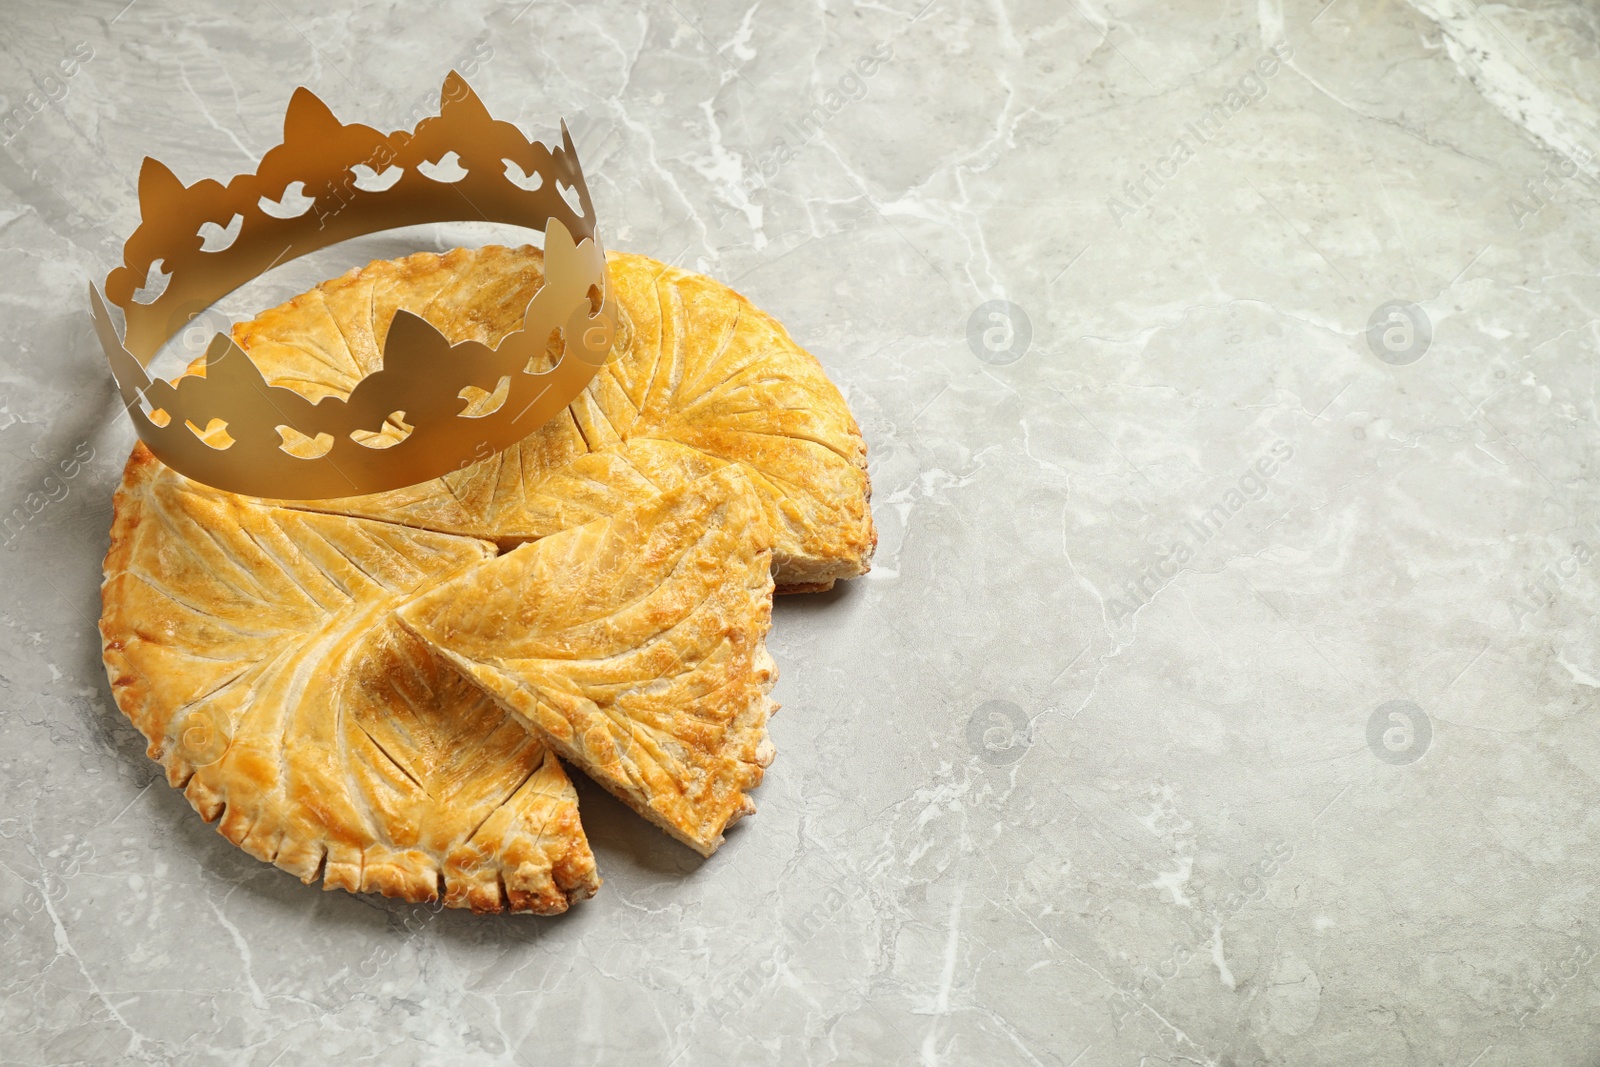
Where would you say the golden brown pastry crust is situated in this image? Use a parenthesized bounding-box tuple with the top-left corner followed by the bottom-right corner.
(230, 244, 555, 400)
(100, 245, 868, 897)
(396, 466, 778, 858)
(240, 246, 875, 590)
(100, 445, 599, 913)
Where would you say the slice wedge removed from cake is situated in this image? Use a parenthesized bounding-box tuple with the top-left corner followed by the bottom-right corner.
(396, 466, 778, 857)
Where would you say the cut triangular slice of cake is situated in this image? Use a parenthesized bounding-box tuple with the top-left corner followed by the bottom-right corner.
(396, 466, 779, 857)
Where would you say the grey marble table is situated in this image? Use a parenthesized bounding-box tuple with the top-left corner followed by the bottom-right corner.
(3, 0, 1600, 1064)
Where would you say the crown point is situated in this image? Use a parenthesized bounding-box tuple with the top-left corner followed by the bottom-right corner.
(137, 157, 186, 216)
(439, 70, 488, 118)
(284, 85, 341, 143)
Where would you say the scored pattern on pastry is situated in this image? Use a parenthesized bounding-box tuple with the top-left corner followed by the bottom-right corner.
(100, 445, 600, 913)
(101, 249, 874, 908)
(245, 247, 875, 591)
(397, 466, 778, 858)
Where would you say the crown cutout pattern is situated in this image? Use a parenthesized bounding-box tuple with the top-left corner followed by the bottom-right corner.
(90, 72, 615, 500)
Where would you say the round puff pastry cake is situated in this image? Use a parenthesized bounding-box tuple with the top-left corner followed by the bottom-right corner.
(100, 247, 874, 913)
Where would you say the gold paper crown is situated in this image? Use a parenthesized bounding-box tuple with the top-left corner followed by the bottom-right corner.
(90, 72, 614, 500)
